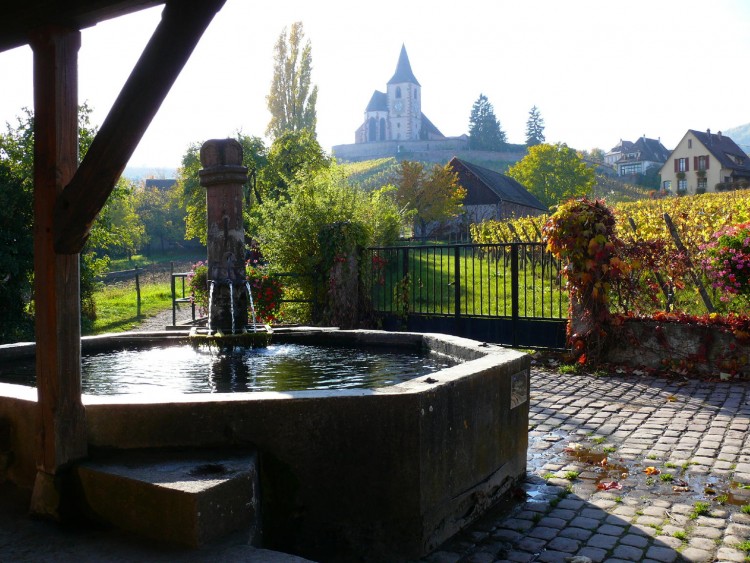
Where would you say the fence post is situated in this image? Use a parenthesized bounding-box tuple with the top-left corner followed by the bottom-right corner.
(454, 245, 461, 321)
(511, 244, 519, 348)
(171, 271, 177, 327)
(135, 266, 141, 319)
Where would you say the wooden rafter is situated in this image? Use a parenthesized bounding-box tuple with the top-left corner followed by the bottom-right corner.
(53, 0, 226, 254)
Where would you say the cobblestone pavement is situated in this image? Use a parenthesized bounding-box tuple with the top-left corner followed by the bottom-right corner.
(424, 368, 750, 563)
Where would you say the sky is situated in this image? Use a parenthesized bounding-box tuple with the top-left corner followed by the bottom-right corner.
(1, 0, 749, 173)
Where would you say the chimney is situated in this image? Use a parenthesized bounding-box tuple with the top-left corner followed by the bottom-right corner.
(718, 131, 723, 140)
(707, 128, 711, 136)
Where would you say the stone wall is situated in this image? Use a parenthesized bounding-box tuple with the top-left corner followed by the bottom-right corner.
(605, 319, 750, 378)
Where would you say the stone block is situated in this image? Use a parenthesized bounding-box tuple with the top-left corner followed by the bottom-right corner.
(75, 449, 258, 547)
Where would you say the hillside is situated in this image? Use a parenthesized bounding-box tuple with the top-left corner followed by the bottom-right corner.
(724, 123, 750, 153)
(337, 150, 526, 191)
(339, 155, 651, 206)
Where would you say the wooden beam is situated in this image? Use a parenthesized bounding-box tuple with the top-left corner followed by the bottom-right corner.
(29, 25, 87, 518)
(53, 0, 226, 254)
(0, 1, 165, 53)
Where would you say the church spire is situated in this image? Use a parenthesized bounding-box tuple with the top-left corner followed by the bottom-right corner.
(387, 44, 420, 86)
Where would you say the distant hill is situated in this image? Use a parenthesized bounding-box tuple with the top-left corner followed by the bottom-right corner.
(724, 123, 750, 153)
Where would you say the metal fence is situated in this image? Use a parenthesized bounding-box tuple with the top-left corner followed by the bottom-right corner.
(366, 242, 567, 321)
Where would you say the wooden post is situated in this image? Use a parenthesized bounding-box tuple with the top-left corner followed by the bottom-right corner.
(135, 266, 141, 318)
(29, 26, 87, 518)
(628, 217, 673, 311)
(663, 213, 714, 313)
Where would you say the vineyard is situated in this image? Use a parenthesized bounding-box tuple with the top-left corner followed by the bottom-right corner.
(338, 157, 400, 192)
(469, 190, 750, 315)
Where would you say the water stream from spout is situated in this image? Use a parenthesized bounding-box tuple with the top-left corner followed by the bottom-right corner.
(245, 281, 258, 332)
(229, 282, 235, 334)
(207, 280, 215, 333)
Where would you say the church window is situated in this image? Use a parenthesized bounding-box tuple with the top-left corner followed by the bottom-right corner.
(367, 117, 377, 142)
(379, 118, 386, 141)
(396, 86, 402, 98)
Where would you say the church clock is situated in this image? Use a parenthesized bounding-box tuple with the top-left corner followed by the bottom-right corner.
(393, 100, 403, 113)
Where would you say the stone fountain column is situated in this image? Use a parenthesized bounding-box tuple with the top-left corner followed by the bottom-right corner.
(199, 139, 248, 333)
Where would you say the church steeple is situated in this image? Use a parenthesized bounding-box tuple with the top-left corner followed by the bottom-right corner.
(388, 44, 420, 86)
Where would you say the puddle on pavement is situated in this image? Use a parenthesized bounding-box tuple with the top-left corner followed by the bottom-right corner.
(526, 430, 750, 510)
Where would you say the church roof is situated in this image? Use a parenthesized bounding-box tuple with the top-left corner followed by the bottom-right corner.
(366, 91, 388, 112)
(421, 114, 444, 139)
(387, 44, 420, 86)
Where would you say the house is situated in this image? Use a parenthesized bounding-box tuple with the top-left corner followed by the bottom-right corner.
(605, 139, 634, 167)
(449, 157, 548, 228)
(658, 129, 750, 195)
(614, 136, 670, 177)
(332, 45, 469, 161)
(604, 137, 669, 176)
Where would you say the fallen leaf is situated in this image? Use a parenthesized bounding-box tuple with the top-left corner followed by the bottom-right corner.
(599, 458, 608, 467)
(564, 442, 585, 453)
(597, 481, 623, 490)
(644, 466, 660, 475)
(667, 396, 677, 402)
(673, 486, 690, 492)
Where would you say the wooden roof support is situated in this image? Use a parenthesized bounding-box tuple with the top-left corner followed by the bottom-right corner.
(28, 25, 88, 519)
(53, 0, 226, 254)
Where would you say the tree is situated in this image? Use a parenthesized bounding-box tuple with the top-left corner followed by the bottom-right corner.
(266, 22, 318, 140)
(258, 129, 329, 201)
(134, 181, 183, 254)
(525, 105, 545, 147)
(0, 104, 140, 335)
(507, 143, 595, 208)
(0, 162, 33, 341)
(393, 160, 466, 237)
(468, 94, 507, 151)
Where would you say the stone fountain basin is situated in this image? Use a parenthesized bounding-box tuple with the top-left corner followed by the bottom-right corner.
(0, 329, 529, 561)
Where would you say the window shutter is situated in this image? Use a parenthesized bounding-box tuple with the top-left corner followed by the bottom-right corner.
(705, 155, 710, 170)
(674, 159, 678, 172)
(694, 156, 698, 170)
(685, 158, 689, 171)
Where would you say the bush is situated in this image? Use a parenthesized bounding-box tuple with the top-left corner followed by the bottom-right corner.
(187, 260, 284, 324)
(248, 164, 404, 323)
(246, 264, 283, 324)
(187, 261, 209, 314)
(701, 222, 750, 303)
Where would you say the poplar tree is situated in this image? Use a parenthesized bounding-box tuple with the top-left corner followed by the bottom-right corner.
(266, 22, 318, 140)
(468, 94, 507, 151)
(525, 105, 546, 147)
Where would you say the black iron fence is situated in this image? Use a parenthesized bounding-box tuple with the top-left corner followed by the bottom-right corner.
(366, 242, 569, 347)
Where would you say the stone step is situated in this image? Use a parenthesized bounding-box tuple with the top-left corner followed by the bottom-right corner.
(75, 449, 259, 548)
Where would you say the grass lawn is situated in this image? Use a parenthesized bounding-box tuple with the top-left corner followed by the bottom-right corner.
(87, 280, 174, 335)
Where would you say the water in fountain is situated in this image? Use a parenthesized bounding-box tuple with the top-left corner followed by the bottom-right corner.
(245, 281, 258, 332)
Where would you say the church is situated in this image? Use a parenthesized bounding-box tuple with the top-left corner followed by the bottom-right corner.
(332, 45, 469, 162)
